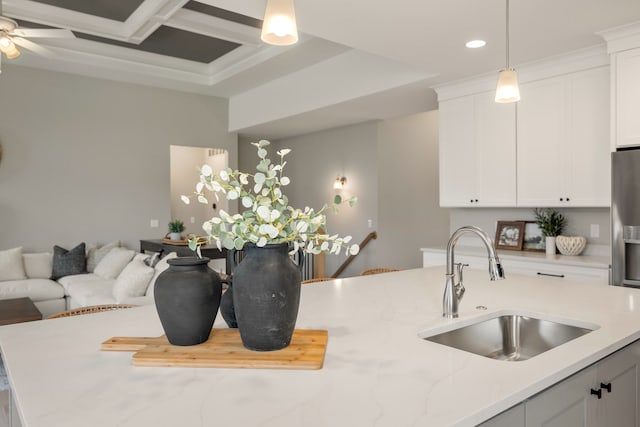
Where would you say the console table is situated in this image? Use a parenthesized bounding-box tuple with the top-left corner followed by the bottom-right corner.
(0, 298, 42, 326)
(139, 239, 232, 274)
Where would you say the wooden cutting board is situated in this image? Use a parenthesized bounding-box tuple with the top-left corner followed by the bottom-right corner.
(101, 328, 328, 370)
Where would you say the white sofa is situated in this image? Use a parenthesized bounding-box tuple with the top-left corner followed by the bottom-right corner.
(0, 246, 176, 318)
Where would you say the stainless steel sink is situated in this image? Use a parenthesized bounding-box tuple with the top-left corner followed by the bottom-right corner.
(420, 313, 598, 361)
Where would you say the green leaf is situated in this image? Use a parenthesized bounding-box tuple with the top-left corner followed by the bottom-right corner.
(333, 194, 342, 204)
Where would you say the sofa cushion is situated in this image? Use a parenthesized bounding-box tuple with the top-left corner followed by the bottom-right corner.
(86, 241, 120, 273)
(66, 281, 115, 307)
(0, 247, 27, 281)
(57, 273, 113, 296)
(112, 254, 154, 303)
(146, 252, 178, 298)
(0, 279, 64, 302)
(94, 247, 135, 280)
(51, 243, 87, 280)
(23, 253, 52, 279)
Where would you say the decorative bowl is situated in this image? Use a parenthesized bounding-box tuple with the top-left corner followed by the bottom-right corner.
(555, 235, 587, 256)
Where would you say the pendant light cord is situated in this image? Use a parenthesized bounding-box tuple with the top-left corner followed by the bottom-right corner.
(505, 0, 510, 68)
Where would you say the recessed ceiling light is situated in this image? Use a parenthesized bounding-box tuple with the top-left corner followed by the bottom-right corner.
(466, 40, 487, 49)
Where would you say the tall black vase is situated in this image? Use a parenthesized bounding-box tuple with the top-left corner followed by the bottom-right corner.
(231, 243, 303, 351)
(154, 257, 222, 346)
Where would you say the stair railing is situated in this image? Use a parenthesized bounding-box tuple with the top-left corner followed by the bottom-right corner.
(331, 231, 377, 278)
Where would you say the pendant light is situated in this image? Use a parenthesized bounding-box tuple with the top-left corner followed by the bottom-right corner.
(495, 0, 520, 103)
(261, 0, 298, 46)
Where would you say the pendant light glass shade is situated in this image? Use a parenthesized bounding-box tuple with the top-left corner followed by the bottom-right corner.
(495, 68, 520, 103)
(261, 0, 298, 46)
(495, 0, 519, 103)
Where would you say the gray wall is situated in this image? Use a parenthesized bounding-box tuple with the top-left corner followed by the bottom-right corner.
(0, 65, 237, 253)
(377, 110, 450, 268)
(449, 207, 610, 255)
(238, 112, 450, 278)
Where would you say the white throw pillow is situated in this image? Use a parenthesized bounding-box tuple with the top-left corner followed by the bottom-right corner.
(94, 247, 135, 279)
(0, 247, 27, 281)
(23, 252, 52, 279)
(86, 241, 120, 273)
(146, 252, 178, 298)
(112, 254, 154, 303)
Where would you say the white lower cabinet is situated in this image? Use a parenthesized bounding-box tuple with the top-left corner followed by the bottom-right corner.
(484, 341, 640, 426)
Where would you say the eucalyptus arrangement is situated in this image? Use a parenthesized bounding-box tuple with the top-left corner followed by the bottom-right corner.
(533, 208, 566, 237)
(182, 140, 359, 257)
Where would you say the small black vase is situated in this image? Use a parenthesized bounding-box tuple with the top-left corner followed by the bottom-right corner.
(220, 283, 237, 328)
(231, 243, 303, 351)
(154, 257, 222, 346)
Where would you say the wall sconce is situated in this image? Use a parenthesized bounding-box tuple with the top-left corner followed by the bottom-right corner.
(333, 176, 347, 190)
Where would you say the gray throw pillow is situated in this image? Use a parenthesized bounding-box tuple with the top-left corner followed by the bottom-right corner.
(51, 243, 87, 280)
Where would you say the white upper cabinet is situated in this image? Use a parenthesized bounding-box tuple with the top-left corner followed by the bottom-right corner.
(612, 47, 640, 148)
(517, 67, 610, 207)
(439, 91, 516, 207)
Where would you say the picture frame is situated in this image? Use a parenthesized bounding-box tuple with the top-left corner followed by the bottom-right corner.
(495, 221, 525, 251)
(522, 221, 545, 252)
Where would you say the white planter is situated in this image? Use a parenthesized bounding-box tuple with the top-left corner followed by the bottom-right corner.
(556, 235, 587, 256)
(545, 236, 556, 255)
(168, 232, 182, 241)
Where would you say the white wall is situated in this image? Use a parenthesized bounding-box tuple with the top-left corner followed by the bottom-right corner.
(0, 65, 237, 252)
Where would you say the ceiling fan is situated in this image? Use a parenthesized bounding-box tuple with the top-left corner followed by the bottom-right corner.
(0, 8, 74, 61)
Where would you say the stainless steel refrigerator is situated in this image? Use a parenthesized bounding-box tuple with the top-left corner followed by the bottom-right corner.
(612, 148, 640, 287)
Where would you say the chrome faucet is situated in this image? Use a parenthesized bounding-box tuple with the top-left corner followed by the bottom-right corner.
(443, 226, 505, 318)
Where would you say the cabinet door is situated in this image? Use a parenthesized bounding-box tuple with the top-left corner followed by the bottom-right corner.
(478, 403, 524, 427)
(439, 96, 477, 206)
(475, 93, 516, 206)
(517, 76, 568, 207)
(566, 67, 611, 207)
(526, 365, 597, 427)
(594, 341, 640, 427)
(615, 48, 640, 148)
(439, 93, 516, 207)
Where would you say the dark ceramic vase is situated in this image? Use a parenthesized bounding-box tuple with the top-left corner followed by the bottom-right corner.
(231, 243, 303, 351)
(154, 257, 222, 346)
(220, 283, 237, 328)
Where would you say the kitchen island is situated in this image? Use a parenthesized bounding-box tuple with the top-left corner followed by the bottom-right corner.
(2, 266, 640, 426)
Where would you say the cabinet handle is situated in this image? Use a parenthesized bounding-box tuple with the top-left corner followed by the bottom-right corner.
(536, 272, 565, 278)
(600, 382, 612, 393)
(475, 199, 478, 202)
(591, 388, 602, 399)
(566, 197, 570, 202)
(560, 197, 564, 201)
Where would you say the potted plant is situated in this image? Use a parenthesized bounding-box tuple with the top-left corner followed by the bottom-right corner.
(182, 140, 358, 351)
(533, 208, 566, 255)
(167, 219, 185, 241)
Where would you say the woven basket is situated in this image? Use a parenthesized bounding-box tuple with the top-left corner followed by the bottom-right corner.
(555, 235, 587, 256)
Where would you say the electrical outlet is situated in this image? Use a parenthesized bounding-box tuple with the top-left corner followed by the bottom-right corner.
(150, 219, 159, 228)
(367, 219, 373, 229)
(590, 224, 600, 238)
(190, 216, 195, 224)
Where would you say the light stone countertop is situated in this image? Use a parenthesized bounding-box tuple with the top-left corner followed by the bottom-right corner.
(421, 245, 611, 269)
(1, 267, 640, 426)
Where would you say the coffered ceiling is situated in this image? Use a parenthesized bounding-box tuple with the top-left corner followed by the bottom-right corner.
(2, 0, 640, 139)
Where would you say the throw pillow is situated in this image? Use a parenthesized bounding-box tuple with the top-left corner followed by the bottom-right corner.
(143, 251, 162, 268)
(51, 243, 87, 280)
(146, 252, 178, 298)
(94, 247, 135, 280)
(0, 247, 27, 281)
(23, 252, 52, 279)
(86, 241, 120, 273)
(112, 254, 154, 303)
